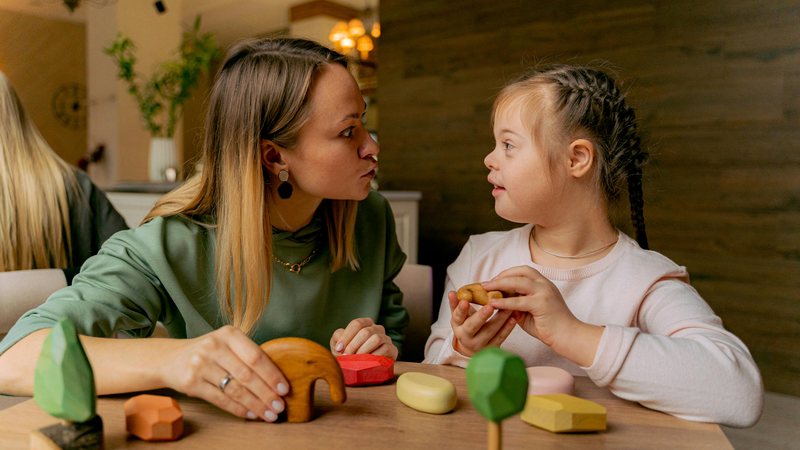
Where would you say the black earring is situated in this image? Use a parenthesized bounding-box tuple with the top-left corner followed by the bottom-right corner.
(277, 169, 293, 199)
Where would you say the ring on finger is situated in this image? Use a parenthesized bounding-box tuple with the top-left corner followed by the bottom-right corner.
(219, 374, 233, 393)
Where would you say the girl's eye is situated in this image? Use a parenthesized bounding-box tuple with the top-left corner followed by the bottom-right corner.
(341, 127, 354, 138)
(503, 141, 514, 151)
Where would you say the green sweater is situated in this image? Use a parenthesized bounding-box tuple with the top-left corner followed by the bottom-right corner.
(0, 191, 408, 354)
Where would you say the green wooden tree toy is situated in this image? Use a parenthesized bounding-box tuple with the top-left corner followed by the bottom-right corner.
(30, 317, 103, 449)
(466, 347, 528, 450)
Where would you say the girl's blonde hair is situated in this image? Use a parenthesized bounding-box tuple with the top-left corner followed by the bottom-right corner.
(146, 38, 359, 334)
(493, 65, 650, 249)
(0, 72, 78, 271)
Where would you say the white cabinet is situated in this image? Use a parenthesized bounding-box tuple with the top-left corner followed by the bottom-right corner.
(106, 189, 421, 263)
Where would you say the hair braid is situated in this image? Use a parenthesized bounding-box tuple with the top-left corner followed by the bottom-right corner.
(516, 65, 651, 248)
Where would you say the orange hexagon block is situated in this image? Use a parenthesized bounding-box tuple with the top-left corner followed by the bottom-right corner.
(124, 394, 184, 441)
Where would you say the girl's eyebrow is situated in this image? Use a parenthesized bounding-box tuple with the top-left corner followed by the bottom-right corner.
(497, 128, 524, 138)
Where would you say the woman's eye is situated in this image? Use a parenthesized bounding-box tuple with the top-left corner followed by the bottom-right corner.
(341, 127, 354, 138)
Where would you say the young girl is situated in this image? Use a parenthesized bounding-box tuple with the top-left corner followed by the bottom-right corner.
(0, 38, 407, 423)
(424, 65, 762, 427)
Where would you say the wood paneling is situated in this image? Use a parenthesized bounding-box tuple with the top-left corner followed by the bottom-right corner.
(378, 0, 800, 396)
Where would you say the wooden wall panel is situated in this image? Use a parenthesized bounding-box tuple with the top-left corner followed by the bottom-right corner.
(378, 0, 800, 396)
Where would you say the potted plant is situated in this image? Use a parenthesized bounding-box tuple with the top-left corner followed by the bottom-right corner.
(105, 16, 220, 181)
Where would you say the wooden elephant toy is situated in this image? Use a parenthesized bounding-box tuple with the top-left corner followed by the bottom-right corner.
(259, 337, 346, 422)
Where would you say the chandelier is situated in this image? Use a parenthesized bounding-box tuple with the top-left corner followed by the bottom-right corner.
(328, 9, 380, 61)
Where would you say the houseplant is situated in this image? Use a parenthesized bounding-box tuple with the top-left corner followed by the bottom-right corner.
(105, 16, 220, 181)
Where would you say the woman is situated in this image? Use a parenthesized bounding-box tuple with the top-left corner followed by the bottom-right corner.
(0, 71, 128, 335)
(0, 38, 408, 423)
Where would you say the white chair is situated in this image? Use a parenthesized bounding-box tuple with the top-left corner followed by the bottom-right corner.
(394, 263, 433, 362)
(0, 269, 67, 340)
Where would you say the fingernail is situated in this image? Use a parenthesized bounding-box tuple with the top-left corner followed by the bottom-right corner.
(277, 383, 289, 395)
(246, 411, 257, 420)
(264, 410, 278, 422)
(272, 400, 284, 413)
(335, 342, 344, 352)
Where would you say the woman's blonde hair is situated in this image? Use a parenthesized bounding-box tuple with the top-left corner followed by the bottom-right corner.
(0, 72, 78, 271)
(146, 38, 359, 334)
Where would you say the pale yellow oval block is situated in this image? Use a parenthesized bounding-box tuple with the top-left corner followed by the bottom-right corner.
(396, 372, 457, 414)
(521, 394, 607, 433)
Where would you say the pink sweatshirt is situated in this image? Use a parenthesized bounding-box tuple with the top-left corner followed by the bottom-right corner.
(423, 224, 763, 427)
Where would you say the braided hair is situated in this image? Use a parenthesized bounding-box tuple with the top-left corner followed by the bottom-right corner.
(495, 65, 649, 249)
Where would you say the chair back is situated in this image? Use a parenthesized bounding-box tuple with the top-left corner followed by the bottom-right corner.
(394, 263, 433, 362)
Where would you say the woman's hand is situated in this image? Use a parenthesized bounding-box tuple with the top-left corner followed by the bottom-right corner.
(483, 266, 603, 366)
(448, 291, 517, 357)
(160, 325, 290, 422)
(330, 317, 398, 360)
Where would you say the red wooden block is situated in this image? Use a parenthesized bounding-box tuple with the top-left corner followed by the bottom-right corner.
(336, 354, 394, 386)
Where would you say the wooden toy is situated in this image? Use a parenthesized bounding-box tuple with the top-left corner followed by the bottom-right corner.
(124, 394, 183, 441)
(395, 372, 456, 414)
(336, 354, 394, 386)
(466, 347, 528, 450)
(30, 318, 103, 449)
(456, 283, 504, 305)
(521, 394, 607, 433)
(259, 337, 346, 422)
(526, 366, 574, 395)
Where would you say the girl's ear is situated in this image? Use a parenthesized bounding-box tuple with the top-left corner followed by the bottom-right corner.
(260, 139, 287, 175)
(567, 139, 595, 178)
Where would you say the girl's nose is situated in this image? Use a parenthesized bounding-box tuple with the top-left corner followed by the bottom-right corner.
(484, 149, 497, 170)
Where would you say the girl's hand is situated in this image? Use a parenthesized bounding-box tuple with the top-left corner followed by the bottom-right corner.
(160, 325, 290, 422)
(448, 291, 517, 357)
(330, 317, 398, 360)
(484, 266, 603, 366)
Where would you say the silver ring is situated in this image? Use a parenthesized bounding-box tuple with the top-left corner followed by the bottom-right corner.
(219, 374, 233, 393)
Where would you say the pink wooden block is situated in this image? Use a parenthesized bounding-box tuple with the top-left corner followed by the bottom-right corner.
(336, 354, 394, 386)
(526, 366, 575, 395)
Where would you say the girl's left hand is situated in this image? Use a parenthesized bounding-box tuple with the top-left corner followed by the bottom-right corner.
(483, 266, 602, 366)
(330, 317, 398, 360)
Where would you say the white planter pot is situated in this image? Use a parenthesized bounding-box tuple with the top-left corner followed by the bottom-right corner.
(148, 137, 177, 182)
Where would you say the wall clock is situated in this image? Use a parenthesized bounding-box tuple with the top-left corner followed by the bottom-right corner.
(51, 83, 87, 130)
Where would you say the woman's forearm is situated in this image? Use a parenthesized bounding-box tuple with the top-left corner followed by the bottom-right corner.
(0, 329, 187, 396)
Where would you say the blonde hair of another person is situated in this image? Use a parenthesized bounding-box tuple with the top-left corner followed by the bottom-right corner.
(146, 38, 359, 334)
(0, 72, 78, 271)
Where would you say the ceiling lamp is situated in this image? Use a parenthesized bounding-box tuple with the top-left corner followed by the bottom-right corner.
(329, 9, 380, 61)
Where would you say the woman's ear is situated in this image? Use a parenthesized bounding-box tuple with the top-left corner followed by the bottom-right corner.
(567, 139, 595, 178)
(260, 139, 287, 175)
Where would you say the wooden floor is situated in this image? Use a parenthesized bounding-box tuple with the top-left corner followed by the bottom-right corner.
(723, 392, 800, 450)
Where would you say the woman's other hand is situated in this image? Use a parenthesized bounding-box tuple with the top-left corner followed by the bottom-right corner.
(448, 291, 516, 357)
(161, 325, 290, 422)
(330, 317, 398, 360)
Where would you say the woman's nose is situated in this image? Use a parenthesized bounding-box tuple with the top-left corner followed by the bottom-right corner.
(360, 131, 379, 160)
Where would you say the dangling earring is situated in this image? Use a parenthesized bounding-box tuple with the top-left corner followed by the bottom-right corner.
(277, 169, 293, 199)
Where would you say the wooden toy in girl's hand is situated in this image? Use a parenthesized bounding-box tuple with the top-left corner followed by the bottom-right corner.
(521, 393, 606, 433)
(457, 283, 505, 305)
(260, 337, 346, 423)
(125, 394, 183, 441)
(336, 354, 394, 386)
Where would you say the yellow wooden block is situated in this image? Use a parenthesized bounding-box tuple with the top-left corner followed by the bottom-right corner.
(396, 372, 457, 414)
(521, 394, 607, 433)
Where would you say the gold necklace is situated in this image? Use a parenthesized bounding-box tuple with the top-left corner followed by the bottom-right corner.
(273, 247, 319, 274)
(530, 228, 617, 259)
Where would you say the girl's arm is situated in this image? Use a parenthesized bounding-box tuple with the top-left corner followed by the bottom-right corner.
(586, 280, 763, 427)
(0, 326, 291, 422)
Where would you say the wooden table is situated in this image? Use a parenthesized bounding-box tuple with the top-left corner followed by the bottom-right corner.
(0, 362, 732, 449)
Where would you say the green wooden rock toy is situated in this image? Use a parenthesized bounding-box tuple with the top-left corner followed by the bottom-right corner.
(30, 317, 103, 449)
(466, 347, 528, 450)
